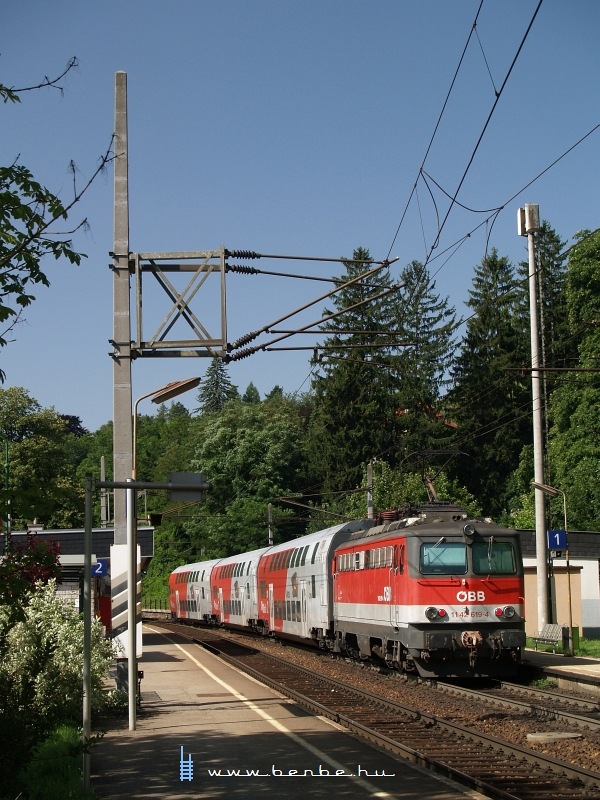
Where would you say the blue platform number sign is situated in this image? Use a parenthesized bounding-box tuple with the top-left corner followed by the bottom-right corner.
(547, 529, 567, 550)
(92, 559, 108, 577)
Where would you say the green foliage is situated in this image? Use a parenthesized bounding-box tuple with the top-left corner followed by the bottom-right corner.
(448, 248, 531, 517)
(342, 461, 482, 520)
(195, 357, 239, 413)
(308, 248, 403, 491)
(0, 164, 83, 351)
(1, 62, 116, 383)
(18, 723, 94, 800)
(242, 382, 261, 403)
(0, 386, 84, 526)
(189, 398, 306, 555)
(544, 230, 600, 529)
(0, 581, 116, 788)
(308, 249, 458, 497)
(0, 534, 61, 627)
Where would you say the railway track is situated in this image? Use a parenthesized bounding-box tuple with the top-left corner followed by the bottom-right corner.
(435, 679, 600, 732)
(151, 621, 600, 800)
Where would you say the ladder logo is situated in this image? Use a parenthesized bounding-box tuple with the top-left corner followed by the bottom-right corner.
(180, 746, 194, 782)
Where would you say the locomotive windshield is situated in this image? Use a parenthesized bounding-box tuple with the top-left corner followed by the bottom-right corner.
(420, 541, 467, 574)
(419, 539, 518, 575)
(472, 540, 517, 575)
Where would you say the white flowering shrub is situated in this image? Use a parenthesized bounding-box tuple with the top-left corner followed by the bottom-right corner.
(0, 580, 117, 791)
(0, 580, 116, 725)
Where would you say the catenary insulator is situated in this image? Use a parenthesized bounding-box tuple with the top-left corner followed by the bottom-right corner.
(228, 346, 258, 361)
(229, 331, 260, 349)
(226, 264, 259, 275)
(224, 249, 261, 259)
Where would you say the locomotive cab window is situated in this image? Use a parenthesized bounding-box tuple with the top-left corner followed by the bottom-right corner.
(472, 540, 517, 574)
(420, 541, 467, 575)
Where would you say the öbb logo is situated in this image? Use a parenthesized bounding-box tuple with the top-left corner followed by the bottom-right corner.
(456, 590, 485, 602)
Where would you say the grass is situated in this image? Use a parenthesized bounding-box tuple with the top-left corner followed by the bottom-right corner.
(18, 724, 95, 799)
(526, 635, 600, 657)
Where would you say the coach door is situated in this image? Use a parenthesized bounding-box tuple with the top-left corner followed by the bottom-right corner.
(218, 587, 224, 623)
(300, 581, 309, 638)
(268, 584, 274, 630)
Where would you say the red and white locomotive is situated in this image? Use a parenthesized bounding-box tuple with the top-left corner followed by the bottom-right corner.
(168, 502, 526, 678)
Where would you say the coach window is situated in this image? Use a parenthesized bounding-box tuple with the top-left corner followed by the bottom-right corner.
(311, 543, 320, 564)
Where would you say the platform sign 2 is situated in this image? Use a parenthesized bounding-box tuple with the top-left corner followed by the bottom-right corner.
(92, 559, 108, 577)
(547, 529, 567, 551)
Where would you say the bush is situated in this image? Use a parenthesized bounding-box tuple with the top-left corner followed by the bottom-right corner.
(19, 724, 94, 799)
(0, 581, 117, 793)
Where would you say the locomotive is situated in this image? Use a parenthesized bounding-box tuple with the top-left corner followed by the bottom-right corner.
(168, 501, 526, 678)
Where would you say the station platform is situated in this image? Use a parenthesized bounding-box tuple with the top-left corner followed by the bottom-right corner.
(522, 648, 600, 696)
(91, 625, 480, 800)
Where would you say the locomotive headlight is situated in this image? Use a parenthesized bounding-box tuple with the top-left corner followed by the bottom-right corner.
(463, 523, 476, 538)
(494, 605, 516, 619)
(425, 606, 446, 620)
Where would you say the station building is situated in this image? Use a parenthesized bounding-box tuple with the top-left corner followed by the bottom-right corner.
(0, 525, 154, 631)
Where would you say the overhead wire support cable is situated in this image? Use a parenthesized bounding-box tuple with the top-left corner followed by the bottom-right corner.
(269, 329, 406, 335)
(265, 342, 415, 352)
(226, 280, 403, 362)
(227, 257, 399, 352)
(225, 249, 388, 265)
(226, 262, 388, 290)
(225, 284, 402, 362)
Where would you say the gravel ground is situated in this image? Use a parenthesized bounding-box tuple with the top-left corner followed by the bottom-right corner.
(224, 630, 600, 774)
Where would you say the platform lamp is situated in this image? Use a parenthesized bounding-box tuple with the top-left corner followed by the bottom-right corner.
(127, 377, 200, 730)
(531, 481, 574, 656)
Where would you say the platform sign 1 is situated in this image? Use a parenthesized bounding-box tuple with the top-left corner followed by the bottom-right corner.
(547, 529, 567, 551)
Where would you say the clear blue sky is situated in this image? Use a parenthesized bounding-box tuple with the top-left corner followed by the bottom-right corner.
(2, 1, 599, 432)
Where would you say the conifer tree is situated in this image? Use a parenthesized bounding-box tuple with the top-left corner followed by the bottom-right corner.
(545, 230, 600, 529)
(307, 249, 457, 496)
(307, 248, 402, 493)
(195, 357, 239, 413)
(447, 248, 530, 517)
(390, 260, 458, 465)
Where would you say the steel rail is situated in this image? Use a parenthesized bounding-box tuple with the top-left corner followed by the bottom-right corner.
(156, 623, 600, 799)
(435, 680, 600, 732)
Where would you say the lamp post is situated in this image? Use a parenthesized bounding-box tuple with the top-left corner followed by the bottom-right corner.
(127, 376, 200, 730)
(531, 481, 574, 656)
(3, 438, 10, 552)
